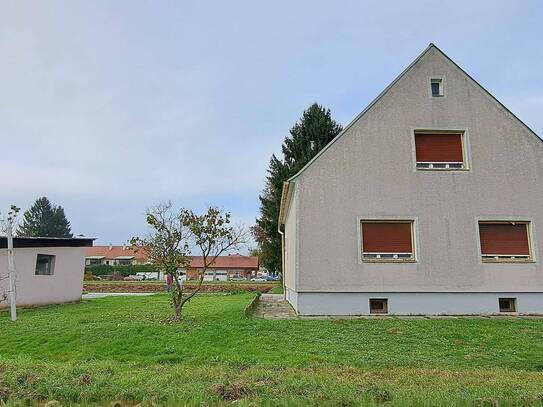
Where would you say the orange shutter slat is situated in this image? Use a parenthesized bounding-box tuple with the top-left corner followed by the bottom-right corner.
(479, 223, 530, 255)
(362, 222, 413, 253)
(415, 133, 463, 162)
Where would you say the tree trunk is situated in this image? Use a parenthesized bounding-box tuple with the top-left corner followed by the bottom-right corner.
(173, 303, 182, 321)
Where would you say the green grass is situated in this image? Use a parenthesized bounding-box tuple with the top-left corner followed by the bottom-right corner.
(268, 284, 284, 294)
(1, 294, 543, 406)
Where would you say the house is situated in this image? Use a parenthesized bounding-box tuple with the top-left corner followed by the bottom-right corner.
(0, 237, 94, 308)
(85, 245, 149, 266)
(278, 44, 543, 316)
(184, 255, 259, 281)
(85, 245, 259, 281)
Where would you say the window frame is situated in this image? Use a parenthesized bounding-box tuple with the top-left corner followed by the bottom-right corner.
(35, 254, 56, 276)
(477, 219, 535, 263)
(358, 217, 418, 263)
(412, 129, 471, 172)
(428, 76, 446, 98)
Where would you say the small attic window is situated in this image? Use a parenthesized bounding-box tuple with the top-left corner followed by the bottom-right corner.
(430, 78, 443, 97)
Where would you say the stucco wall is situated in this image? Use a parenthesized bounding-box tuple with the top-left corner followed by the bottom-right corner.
(0, 246, 86, 308)
(283, 187, 298, 292)
(293, 47, 543, 293)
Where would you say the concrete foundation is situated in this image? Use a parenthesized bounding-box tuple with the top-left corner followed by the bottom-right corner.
(288, 290, 543, 315)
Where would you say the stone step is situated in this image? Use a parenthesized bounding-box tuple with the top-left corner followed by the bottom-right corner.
(254, 294, 297, 319)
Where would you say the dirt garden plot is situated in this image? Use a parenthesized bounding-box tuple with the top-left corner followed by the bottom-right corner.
(83, 281, 276, 293)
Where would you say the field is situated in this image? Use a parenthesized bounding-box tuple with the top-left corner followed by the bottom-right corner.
(1, 293, 543, 406)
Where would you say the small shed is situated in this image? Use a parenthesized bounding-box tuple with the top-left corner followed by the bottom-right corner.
(0, 237, 94, 308)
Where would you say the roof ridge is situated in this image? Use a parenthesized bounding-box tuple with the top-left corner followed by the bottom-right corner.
(287, 43, 541, 182)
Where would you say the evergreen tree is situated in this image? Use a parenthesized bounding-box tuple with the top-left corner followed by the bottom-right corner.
(17, 197, 73, 238)
(253, 103, 342, 274)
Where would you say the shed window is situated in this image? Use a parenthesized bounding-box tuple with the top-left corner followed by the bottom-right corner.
(415, 132, 465, 170)
(479, 222, 532, 262)
(35, 254, 55, 275)
(361, 221, 415, 261)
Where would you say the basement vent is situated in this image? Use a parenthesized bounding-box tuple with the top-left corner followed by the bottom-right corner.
(369, 298, 388, 314)
(499, 298, 516, 313)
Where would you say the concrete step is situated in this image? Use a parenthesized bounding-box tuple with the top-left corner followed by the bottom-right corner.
(254, 294, 297, 319)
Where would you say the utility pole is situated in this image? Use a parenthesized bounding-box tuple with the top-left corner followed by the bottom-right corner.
(6, 217, 16, 321)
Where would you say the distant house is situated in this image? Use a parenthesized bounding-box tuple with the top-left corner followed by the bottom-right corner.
(279, 44, 543, 315)
(85, 246, 259, 281)
(85, 245, 149, 266)
(184, 255, 259, 281)
(0, 237, 94, 308)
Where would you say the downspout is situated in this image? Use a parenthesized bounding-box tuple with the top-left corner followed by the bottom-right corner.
(278, 225, 286, 300)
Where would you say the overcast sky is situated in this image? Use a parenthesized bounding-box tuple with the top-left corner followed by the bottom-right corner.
(1, 1, 542, 246)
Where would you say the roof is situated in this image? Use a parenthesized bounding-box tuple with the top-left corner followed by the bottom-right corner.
(84, 247, 258, 269)
(188, 255, 259, 269)
(85, 246, 148, 261)
(0, 236, 94, 249)
(287, 43, 542, 183)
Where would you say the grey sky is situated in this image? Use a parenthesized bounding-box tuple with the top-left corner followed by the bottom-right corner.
(1, 1, 542, 245)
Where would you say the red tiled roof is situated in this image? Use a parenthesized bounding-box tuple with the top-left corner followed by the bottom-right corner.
(85, 247, 258, 269)
(85, 246, 149, 261)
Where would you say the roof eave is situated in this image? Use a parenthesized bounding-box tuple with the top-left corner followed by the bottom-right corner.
(278, 180, 294, 230)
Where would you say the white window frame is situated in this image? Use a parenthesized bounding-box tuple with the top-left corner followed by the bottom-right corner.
(357, 217, 419, 264)
(428, 75, 446, 98)
(412, 128, 471, 172)
(476, 218, 536, 264)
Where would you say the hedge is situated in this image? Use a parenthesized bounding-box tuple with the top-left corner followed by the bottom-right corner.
(85, 264, 159, 277)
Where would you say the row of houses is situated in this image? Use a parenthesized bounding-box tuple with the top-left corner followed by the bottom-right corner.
(85, 245, 259, 281)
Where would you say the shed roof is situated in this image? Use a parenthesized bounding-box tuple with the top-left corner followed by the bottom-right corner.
(0, 236, 94, 249)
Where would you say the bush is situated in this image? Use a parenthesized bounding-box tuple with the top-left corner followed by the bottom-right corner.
(83, 271, 95, 281)
(85, 264, 158, 277)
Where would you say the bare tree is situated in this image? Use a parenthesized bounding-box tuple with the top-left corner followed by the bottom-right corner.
(132, 203, 247, 321)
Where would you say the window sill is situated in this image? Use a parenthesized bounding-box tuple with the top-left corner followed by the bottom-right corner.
(362, 259, 417, 264)
(481, 258, 535, 264)
(416, 168, 469, 172)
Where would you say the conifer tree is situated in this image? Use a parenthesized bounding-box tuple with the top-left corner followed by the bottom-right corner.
(253, 104, 342, 274)
(17, 197, 73, 238)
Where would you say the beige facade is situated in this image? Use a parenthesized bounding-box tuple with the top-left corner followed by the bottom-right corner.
(0, 238, 92, 308)
(280, 44, 543, 315)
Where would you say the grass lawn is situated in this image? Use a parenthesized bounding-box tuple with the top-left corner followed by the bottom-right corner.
(1, 294, 543, 406)
(268, 284, 284, 294)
